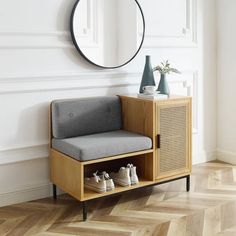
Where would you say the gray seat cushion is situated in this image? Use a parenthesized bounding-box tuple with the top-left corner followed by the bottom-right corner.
(51, 96, 122, 139)
(52, 130, 152, 161)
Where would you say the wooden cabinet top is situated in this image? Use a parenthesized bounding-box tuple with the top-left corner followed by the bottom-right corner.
(119, 94, 191, 103)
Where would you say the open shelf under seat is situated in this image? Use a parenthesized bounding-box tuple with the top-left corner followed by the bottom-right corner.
(82, 152, 155, 201)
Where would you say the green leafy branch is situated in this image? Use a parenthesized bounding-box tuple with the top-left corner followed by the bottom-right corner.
(153, 60, 181, 75)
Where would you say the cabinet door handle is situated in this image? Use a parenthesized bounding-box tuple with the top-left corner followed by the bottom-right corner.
(157, 134, 161, 149)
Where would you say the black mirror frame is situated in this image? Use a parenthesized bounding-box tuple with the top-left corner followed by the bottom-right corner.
(70, 0, 146, 69)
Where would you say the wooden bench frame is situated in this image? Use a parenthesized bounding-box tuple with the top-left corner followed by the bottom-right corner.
(49, 95, 192, 221)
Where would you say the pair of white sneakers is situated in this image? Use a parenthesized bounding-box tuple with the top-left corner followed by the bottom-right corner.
(84, 164, 139, 193)
(110, 164, 139, 187)
(84, 171, 115, 193)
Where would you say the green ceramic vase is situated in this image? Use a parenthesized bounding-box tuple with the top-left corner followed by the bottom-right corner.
(139, 55, 156, 93)
(157, 73, 170, 95)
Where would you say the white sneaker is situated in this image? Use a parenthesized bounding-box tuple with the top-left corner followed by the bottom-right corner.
(127, 164, 139, 185)
(84, 172, 106, 193)
(99, 171, 115, 191)
(110, 167, 131, 187)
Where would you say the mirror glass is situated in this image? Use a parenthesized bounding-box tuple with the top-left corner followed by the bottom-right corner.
(70, 0, 145, 68)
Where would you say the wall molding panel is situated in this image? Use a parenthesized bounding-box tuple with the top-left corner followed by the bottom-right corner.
(0, 72, 141, 94)
(0, 0, 198, 49)
(168, 71, 198, 133)
(0, 71, 198, 101)
(0, 31, 72, 49)
(143, 0, 197, 48)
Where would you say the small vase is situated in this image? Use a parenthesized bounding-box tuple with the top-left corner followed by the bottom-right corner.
(139, 55, 156, 93)
(157, 74, 170, 95)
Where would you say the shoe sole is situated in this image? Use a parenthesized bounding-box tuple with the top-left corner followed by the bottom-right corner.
(85, 184, 106, 193)
(106, 187, 115, 191)
(113, 179, 131, 187)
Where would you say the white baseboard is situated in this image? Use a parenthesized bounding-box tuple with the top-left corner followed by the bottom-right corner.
(0, 182, 51, 207)
(217, 149, 236, 165)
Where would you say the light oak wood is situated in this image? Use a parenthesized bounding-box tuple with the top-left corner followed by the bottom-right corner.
(155, 170, 191, 182)
(49, 103, 53, 149)
(119, 95, 155, 140)
(81, 149, 154, 166)
(83, 178, 154, 201)
(121, 94, 190, 102)
(50, 150, 156, 201)
(50, 149, 83, 201)
(83, 154, 154, 180)
(155, 98, 192, 180)
(49, 95, 192, 202)
(144, 152, 155, 181)
(119, 95, 192, 182)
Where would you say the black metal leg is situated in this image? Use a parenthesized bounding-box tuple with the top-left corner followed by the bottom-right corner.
(53, 184, 57, 199)
(82, 202, 87, 221)
(186, 175, 190, 192)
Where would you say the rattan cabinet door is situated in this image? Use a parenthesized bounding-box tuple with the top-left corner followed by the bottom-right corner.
(156, 99, 192, 180)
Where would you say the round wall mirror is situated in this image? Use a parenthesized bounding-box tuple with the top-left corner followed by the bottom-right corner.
(70, 0, 145, 69)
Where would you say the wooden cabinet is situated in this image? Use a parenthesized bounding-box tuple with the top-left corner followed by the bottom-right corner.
(120, 95, 192, 183)
(155, 98, 192, 180)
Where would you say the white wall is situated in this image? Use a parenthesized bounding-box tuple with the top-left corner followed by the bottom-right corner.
(0, 0, 217, 206)
(217, 0, 236, 164)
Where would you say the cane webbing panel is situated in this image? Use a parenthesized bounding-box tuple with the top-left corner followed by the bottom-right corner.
(159, 105, 188, 174)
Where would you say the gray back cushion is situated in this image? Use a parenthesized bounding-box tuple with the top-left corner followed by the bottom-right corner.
(51, 96, 122, 139)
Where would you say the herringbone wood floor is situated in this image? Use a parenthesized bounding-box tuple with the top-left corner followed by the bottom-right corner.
(1, 162, 236, 236)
